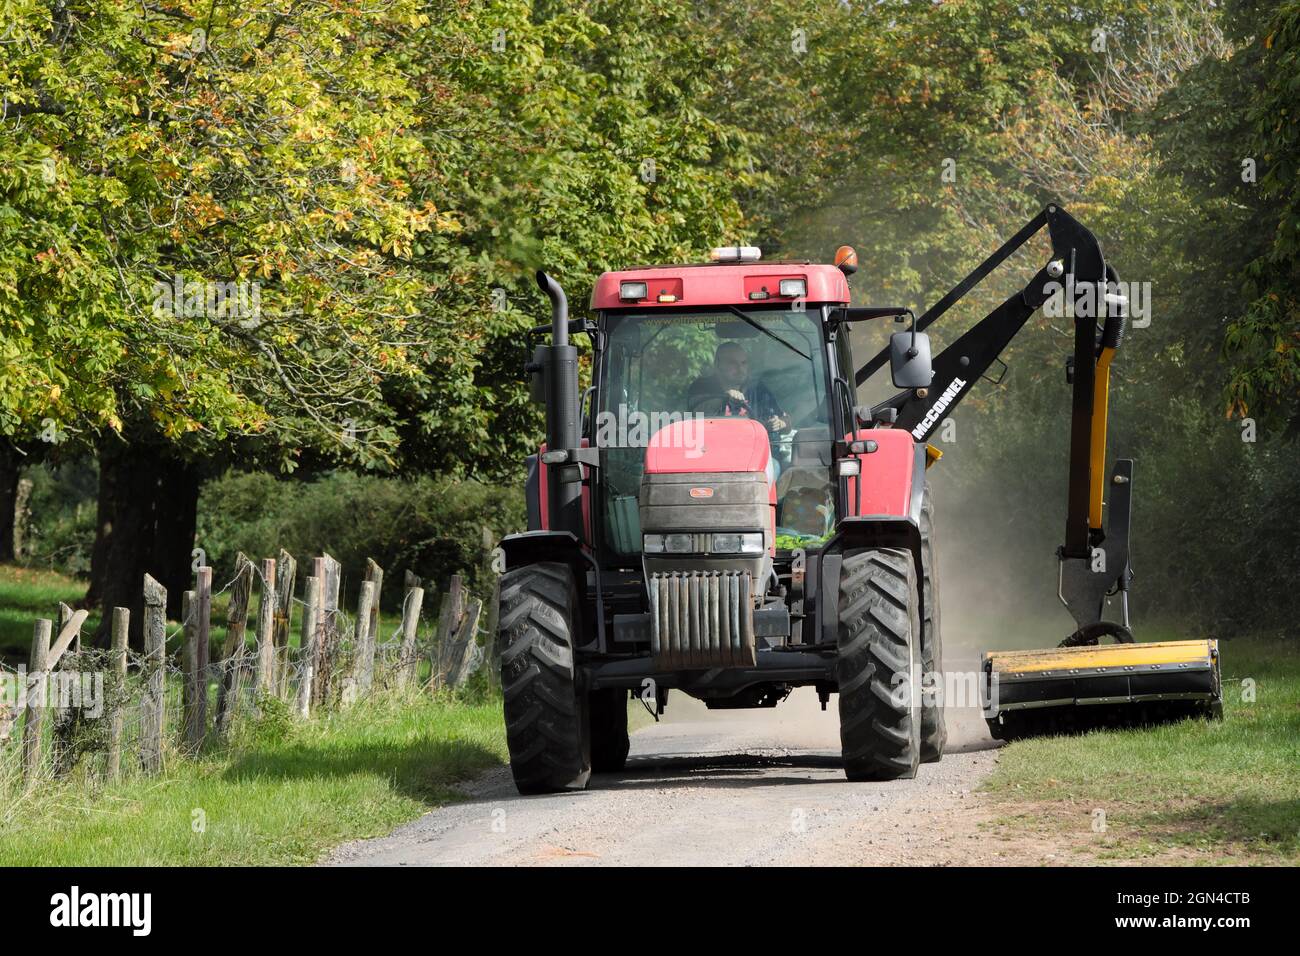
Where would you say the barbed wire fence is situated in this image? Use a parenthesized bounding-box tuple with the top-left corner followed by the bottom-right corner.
(0, 542, 499, 813)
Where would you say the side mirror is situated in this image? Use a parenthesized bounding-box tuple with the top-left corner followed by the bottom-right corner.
(890, 330, 933, 389)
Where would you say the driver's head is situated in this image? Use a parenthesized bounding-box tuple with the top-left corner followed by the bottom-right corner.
(714, 342, 749, 390)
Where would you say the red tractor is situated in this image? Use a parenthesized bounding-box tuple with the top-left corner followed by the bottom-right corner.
(496, 205, 1219, 794)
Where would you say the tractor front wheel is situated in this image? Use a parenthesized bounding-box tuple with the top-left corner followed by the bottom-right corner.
(498, 562, 591, 794)
(836, 548, 923, 781)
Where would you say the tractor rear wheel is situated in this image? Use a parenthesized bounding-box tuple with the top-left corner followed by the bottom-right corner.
(498, 562, 591, 794)
(588, 688, 630, 773)
(836, 548, 923, 781)
(919, 482, 947, 763)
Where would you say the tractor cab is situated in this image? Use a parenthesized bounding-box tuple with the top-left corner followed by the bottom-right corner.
(593, 293, 844, 558)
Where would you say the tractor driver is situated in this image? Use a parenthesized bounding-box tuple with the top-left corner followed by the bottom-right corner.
(687, 341, 789, 434)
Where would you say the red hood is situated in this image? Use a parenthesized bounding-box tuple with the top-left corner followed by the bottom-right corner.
(644, 417, 771, 474)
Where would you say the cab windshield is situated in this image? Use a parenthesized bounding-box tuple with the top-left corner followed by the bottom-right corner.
(595, 308, 836, 557)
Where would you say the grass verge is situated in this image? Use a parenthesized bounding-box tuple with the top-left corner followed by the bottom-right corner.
(1, 563, 507, 866)
(0, 692, 507, 866)
(982, 632, 1300, 864)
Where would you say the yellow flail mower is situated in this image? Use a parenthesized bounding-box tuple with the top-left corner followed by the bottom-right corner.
(974, 212, 1223, 738)
(984, 639, 1223, 740)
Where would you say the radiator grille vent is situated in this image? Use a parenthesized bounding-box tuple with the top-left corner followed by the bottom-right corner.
(648, 571, 756, 669)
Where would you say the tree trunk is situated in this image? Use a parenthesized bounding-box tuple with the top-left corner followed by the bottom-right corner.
(88, 438, 202, 647)
(0, 440, 20, 562)
(82, 448, 117, 609)
(152, 456, 201, 618)
(95, 442, 155, 647)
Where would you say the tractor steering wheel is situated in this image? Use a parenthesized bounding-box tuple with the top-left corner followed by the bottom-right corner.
(722, 390, 753, 416)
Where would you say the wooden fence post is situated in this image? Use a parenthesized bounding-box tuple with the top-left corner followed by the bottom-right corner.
(272, 549, 296, 695)
(254, 558, 276, 697)
(22, 619, 52, 790)
(50, 602, 79, 775)
(481, 526, 500, 690)
(297, 575, 321, 719)
(182, 589, 202, 752)
(349, 580, 377, 699)
(444, 598, 483, 688)
(314, 554, 341, 707)
(195, 566, 211, 735)
(51, 607, 92, 779)
(430, 574, 464, 690)
(364, 558, 383, 667)
(106, 607, 129, 782)
(216, 553, 253, 736)
(58, 601, 79, 654)
(396, 583, 424, 690)
(141, 574, 167, 773)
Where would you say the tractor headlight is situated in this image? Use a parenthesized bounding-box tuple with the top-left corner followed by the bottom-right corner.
(710, 532, 765, 555)
(643, 533, 696, 554)
(778, 278, 807, 299)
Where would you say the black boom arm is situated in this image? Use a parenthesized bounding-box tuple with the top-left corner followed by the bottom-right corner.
(856, 205, 1134, 641)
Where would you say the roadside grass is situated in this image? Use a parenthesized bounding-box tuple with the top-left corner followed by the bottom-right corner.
(0, 563, 507, 866)
(0, 692, 508, 866)
(982, 631, 1300, 864)
(0, 566, 99, 662)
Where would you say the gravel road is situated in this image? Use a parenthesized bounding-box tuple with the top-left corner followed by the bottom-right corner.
(327, 648, 1006, 867)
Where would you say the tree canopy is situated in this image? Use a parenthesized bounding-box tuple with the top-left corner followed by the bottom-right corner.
(2, 0, 1296, 634)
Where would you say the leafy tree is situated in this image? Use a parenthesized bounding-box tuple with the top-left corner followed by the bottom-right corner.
(2, 0, 443, 633)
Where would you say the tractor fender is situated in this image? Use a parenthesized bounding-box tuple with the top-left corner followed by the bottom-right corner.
(819, 440, 928, 647)
(842, 431, 926, 520)
(816, 442, 930, 655)
(499, 530, 590, 577)
(817, 514, 926, 653)
(497, 530, 604, 651)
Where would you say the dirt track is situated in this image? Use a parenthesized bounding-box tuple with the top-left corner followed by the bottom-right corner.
(327, 668, 1026, 867)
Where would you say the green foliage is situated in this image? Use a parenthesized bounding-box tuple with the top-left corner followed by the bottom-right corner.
(16, 460, 97, 574)
(1, 0, 439, 467)
(1150, 0, 1299, 432)
(393, 0, 850, 476)
(2, 0, 1295, 636)
(774, 0, 1297, 637)
(0, 565, 99, 662)
(196, 471, 524, 603)
(1224, 1, 1300, 429)
(243, 694, 297, 747)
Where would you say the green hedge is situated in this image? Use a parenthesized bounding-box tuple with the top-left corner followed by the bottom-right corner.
(197, 471, 525, 607)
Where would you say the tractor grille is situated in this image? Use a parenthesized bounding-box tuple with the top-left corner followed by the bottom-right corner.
(648, 571, 756, 670)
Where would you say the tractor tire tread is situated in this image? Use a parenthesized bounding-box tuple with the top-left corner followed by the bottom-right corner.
(836, 548, 922, 781)
(498, 562, 590, 794)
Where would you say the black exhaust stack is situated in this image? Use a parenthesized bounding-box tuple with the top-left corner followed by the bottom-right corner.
(536, 270, 583, 538)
